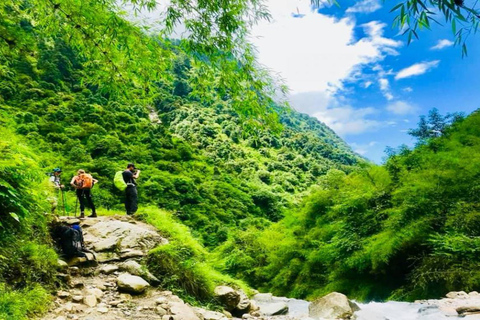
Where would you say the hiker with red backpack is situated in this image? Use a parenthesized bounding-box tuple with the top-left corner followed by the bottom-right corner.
(70, 169, 98, 218)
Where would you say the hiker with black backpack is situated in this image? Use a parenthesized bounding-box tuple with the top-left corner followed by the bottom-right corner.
(71, 169, 98, 218)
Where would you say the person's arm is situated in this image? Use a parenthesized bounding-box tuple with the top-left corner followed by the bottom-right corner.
(133, 170, 141, 179)
(70, 177, 77, 188)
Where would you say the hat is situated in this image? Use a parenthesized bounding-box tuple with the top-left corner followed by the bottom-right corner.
(53, 167, 62, 173)
(127, 163, 136, 169)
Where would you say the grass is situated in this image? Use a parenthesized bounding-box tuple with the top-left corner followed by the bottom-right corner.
(137, 207, 251, 304)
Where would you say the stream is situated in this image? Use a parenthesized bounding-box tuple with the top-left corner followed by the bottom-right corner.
(274, 297, 480, 319)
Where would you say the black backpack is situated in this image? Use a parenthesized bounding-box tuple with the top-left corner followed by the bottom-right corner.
(59, 226, 86, 258)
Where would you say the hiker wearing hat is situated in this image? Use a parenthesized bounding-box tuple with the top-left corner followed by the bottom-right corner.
(50, 168, 64, 189)
(48, 168, 65, 214)
(71, 169, 98, 218)
(123, 163, 140, 215)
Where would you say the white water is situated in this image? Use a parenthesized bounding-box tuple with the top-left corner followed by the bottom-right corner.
(283, 299, 471, 320)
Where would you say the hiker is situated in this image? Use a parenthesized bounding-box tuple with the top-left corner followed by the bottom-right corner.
(49, 167, 64, 189)
(71, 169, 98, 218)
(48, 167, 64, 214)
(123, 163, 140, 215)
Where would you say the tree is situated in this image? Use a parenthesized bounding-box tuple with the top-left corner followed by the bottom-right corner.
(0, 0, 283, 125)
(408, 108, 464, 144)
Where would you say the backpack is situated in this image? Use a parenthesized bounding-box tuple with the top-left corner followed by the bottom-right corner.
(59, 226, 86, 258)
(114, 171, 127, 191)
(76, 173, 93, 189)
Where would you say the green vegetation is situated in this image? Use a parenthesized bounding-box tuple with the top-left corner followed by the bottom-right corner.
(0, 126, 58, 320)
(140, 207, 250, 304)
(5, 0, 480, 315)
(216, 110, 480, 302)
(0, 0, 360, 317)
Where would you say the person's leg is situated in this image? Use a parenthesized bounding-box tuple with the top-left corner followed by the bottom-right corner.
(85, 189, 97, 217)
(131, 186, 138, 215)
(125, 187, 132, 215)
(77, 189, 85, 218)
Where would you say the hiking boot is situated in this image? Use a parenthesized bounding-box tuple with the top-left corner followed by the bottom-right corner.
(79, 212, 85, 219)
(88, 213, 97, 218)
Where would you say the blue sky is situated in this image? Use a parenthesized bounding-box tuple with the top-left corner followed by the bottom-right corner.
(250, 0, 480, 163)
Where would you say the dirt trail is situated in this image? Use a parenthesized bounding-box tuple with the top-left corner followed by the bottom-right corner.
(41, 215, 227, 320)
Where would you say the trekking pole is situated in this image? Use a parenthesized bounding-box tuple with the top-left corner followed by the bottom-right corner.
(60, 188, 67, 216)
(74, 195, 78, 218)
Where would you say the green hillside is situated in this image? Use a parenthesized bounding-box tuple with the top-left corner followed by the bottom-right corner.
(215, 110, 480, 302)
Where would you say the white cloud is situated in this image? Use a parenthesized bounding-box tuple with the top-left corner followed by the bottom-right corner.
(350, 141, 378, 155)
(251, 2, 402, 94)
(379, 78, 393, 100)
(312, 105, 381, 136)
(386, 101, 416, 115)
(403, 87, 413, 92)
(346, 0, 382, 13)
(431, 39, 454, 50)
(395, 60, 440, 80)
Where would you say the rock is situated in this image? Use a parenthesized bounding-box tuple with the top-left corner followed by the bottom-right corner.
(457, 306, 480, 315)
(309, 292, 359, 320)
(109, 299, 124, 307)
(169, 301, 201, 320)
(117, 273, 150, 294)
(67, 253, 97, 266)
(72, 295, 83, 303)
(156, 306, 168, 316)
(259, 302, 288, 316)
(83, 295, 97, 307)
(235, 290, 251, 312)
(446, 291, 469, 299)
(57, 259, 69, 270)
(249, 300, 259, 312)
(253, 293, 273, 302)
(470, 291, 480, 296)
(54, 317, 66, 320)
(93, 237, 118, 252)
(120, 249, 145, 259)
(156, 297, 169, 305)
(57, 290, 70, 299)
(83, 220, 165, 251)
(83, 288, 103, 300)
(119, 260, 159, 283)
(162, 316, 175, 320)
(96, 252, 120, 263)
(100, 264, 119, 275)
(97, 307, 109, 313)
(222, 310, 233, 318)
(194, 307, 228, 320)
(214, 286, 240, 311)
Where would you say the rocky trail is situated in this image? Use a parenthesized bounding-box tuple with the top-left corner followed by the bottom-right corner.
(42, 215, 301, 320)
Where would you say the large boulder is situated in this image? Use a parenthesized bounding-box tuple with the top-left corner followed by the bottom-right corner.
(117, 273, 150, 294)
(259, 302, 289, 316)
(214, 286, 240, 311)
(446, 291, 468, 299)
(83, 219, 166, 252)
(309, 292, 360, 320)
(169, 301, 201, 320)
